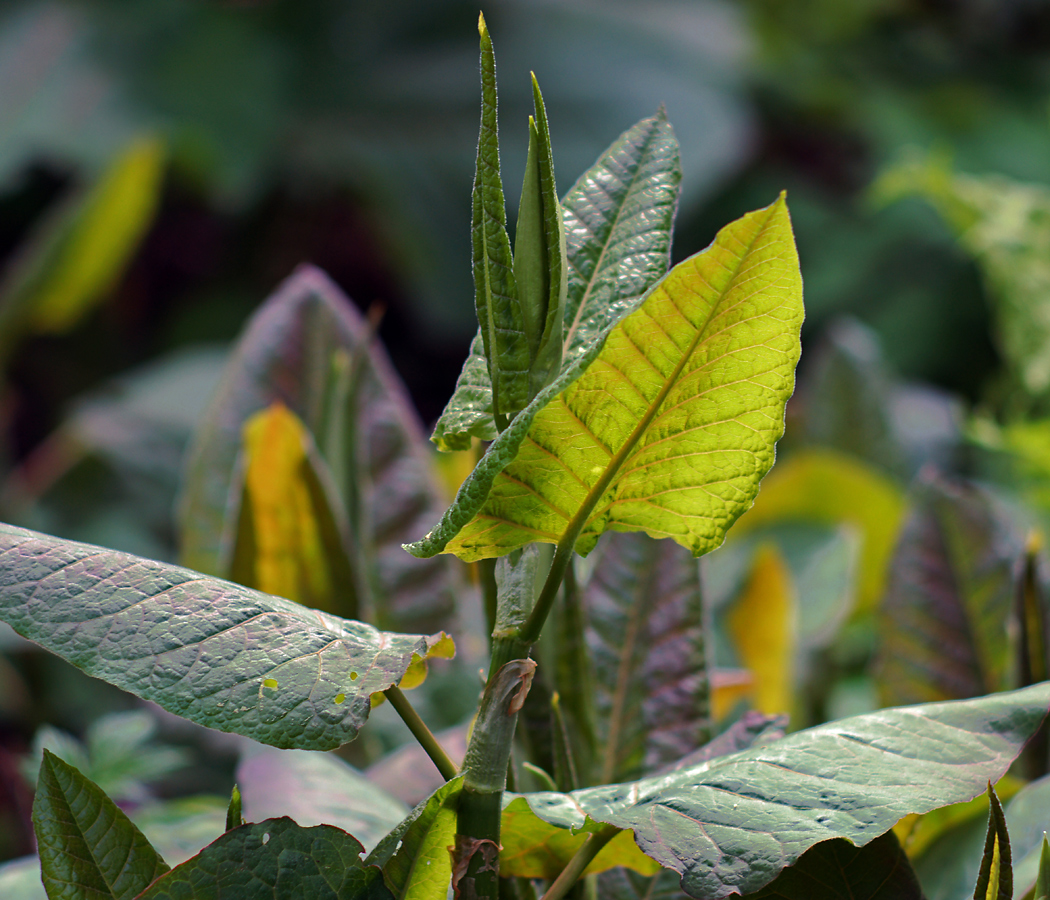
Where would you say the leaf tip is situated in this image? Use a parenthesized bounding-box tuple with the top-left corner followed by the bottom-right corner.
(478, 10, 488, 39)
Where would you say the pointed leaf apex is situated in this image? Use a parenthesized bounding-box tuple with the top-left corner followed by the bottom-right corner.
(478, 11, 488, 38)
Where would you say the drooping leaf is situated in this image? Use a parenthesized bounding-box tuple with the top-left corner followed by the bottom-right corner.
(515, 682, 1050, 900)
(586, 531, 710, 784)
(973, 784, 1012, 900)
(727, 543, 796, 716)
(729, 449, 906, 613)
(229, 402, 357, 618)
(179, 264, 457, 634)
(0, 522, 447, 751)
(431, 110, 681, 452)
(135, 818, 391, 900)
(737, 830, 924, 900)
(33, 750, 169, 900)
(876, 470, 1021, 707)
(236, 745, 407, 854)
(409, 194, 803, 562)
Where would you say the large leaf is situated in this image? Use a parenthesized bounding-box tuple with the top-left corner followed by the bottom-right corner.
(585, 531, 710, 784)
(33, 750, 169, 900)
(409, 194, 803, 561)
(876, 470, 1021, 706)
(237, 745, 408, 854)
(431, 110, 682, 451)
(0, 523, 445, 751)
(514, 682, 1050, 900)
(135, 818, 390, 900)
(179, 265, 457, 633)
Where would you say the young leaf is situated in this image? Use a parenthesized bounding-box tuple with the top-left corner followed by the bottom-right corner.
(974, 784, 1012, 900)
(225, 785, 243, 832)
(134, 818, 391, 900)
(33, 750, 169, 900)
(409, 194, 803, 562)
(432, 110, 681, 452)
(0, 522, 449, 751)
(237, 745, 407, 854)
(877, 470, 1020, 706)
(514, 682, 1050, 900)
(472, 12, 528, 422)
(179, 265, 457, 634)
(1035, 834, 1050, 900)
(586, 532, 710, 783)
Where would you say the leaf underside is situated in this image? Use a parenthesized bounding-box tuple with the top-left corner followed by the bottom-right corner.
(0, 523, 439, 751)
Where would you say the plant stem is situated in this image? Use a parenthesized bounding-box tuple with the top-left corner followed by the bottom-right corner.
(383, 685, 459, 781)
(540, 826, 619, 900)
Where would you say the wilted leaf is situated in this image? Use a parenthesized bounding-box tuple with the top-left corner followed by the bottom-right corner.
(179, 265, 457, 634)
(136, 818, 391, 900)
(0, 523, 446, 751)
(586, 531, 710, 783)
(409, 194, 803, 562)
(877, 470, 1020, 706)
(516, 683, 1050, 899)
(33, 750, 169, 900)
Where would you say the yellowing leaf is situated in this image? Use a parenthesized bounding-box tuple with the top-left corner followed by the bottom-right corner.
(710, 669, 755, 722)
(728, 544, 796, 716)
(730, 449, 905, 613)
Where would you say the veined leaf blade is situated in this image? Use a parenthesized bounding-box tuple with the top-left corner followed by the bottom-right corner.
(0, 523, 445, 751)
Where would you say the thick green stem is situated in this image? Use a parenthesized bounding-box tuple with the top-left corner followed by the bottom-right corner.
(540, 826, 619, 900)
(383, 686, 459, 781)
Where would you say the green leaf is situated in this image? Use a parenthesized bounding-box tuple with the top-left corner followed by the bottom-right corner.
(226, 786, 243, 833)
(135, 818, 391, 900)
(876, 470, 1020, 706)
(974, 784, 1012, 900)
(586, 532, 710, 783)
(431, 110, 681, 452)
(179, 265, 458, 634)
(1035, 834, 1050, 900)
(236, 745, 407, 853)
(33, 749, 169, 900)
(409, 194, 803, 562)
(738, 830, 924, 900)
(472, 12, 527, 422)
(515, 682, 1050, 900)
(0, 522, 446, 751)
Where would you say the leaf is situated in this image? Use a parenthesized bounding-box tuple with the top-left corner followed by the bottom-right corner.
(1035, 834, 1050, 900)
(431, 110, 681, 452)
(132, 796, 231, 866)
(0, 522, 446, 751)
(179, 264, 457, 634)
(409, 194, 803, 562)
(230, 402, 357, 618)
(585, 532, 710, 783)
(876, 470, 1021, 706)
(729, 449, 906, 613)
(471, 12, 527, 422)
(236, 745, 407, 854)
(727, 543, 796, 716)
(33, 750, 169, 900)
(973, 784, 1012, 900)
(737, 830, 924, 900)
(498, 797, 660, 879)
(515, 682, 1050, 900)
(135, 818, 391, 900)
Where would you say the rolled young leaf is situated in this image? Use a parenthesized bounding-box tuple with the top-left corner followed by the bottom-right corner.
(409, 193, 803, 562)
(0, 523, 448, 751)
(33, 750, 169, 900)
(973, 783, 1012, 900)
(1035, 834, 1050, 900)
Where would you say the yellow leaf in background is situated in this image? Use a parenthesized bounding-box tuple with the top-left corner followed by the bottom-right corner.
(710, 668, 755, 722)
(730, 448, 905, 614)
(28, 136, 166, 333)
(728, 544, 795, 716)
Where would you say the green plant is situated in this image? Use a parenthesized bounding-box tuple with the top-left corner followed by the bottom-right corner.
(0, 15, 1048, 900)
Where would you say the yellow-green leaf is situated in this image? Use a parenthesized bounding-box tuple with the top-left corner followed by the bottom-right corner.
(410, 194, 803, 561)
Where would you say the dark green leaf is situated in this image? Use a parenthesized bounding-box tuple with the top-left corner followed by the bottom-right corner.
(33, 750, 169, 900)
(0, 523, 445, 751)
(516, 683, 1050, 900)
(739, 831, 924, 900)
(180, 265, 458, 634)
(974, 784, 1012, 900)
(134, 818, 391, 900)
(586, 532, 709, 784)
(876, 470, 1021, 706)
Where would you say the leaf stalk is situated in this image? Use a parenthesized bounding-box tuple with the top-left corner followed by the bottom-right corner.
(383, 685, 459, 781)
(539, 825, 619, 900)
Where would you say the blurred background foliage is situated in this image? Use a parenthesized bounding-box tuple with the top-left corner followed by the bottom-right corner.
(3, 0, 1050, 887)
